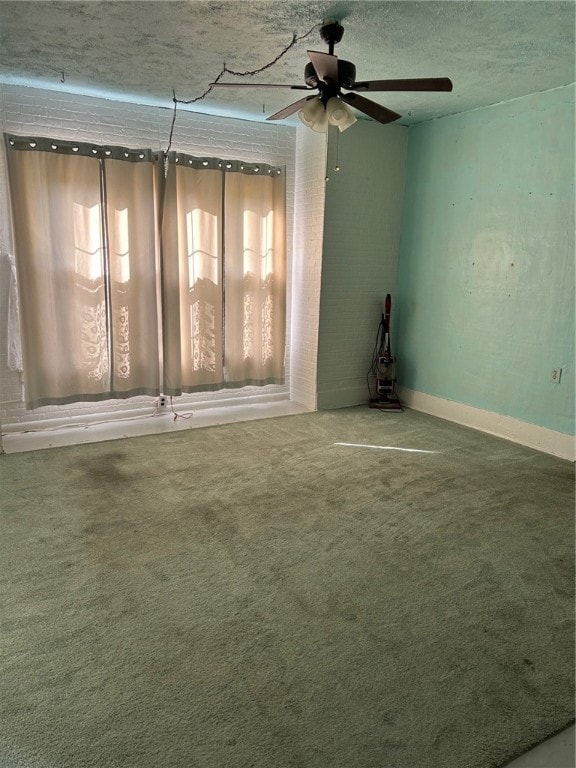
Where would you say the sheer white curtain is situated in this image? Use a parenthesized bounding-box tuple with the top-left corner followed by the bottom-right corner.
(161, 159, 224, 394)
(161, 154, 286, 395)
(224, 171, 286, 386)
(6, 137, 286, 409)
(5, 137, 160, 408)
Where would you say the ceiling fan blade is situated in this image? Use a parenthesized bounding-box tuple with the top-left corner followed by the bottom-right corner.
(266, 95, 317, 121)
(210, 82, 312, 90)
(307, 50, 339, 83)
(350, 77, 453, 93)
(340, 93, 401, 125)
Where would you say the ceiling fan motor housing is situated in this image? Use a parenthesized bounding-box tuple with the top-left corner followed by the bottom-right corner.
(320, 20, 345, 48)
(304, 59, 356, 90)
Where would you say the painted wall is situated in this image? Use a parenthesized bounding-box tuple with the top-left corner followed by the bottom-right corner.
(316, 120, 408, 409)
(396, 85, 575, 436)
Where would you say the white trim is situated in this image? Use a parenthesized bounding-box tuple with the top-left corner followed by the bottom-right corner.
(397, 387, 575, 462)
(1, 392, 290, 435)
(1, 397, 310, 453)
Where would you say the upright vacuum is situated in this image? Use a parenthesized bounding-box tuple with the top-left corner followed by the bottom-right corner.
(368, 294, 403, 412)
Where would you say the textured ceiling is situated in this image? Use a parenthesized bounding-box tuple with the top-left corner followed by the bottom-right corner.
(0, 1, 574, 126)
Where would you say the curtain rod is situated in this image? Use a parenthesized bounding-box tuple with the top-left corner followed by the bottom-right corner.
(5, 134, 285, 176)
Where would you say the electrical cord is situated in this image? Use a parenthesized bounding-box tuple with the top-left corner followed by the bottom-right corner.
(166, 395, 193, 422)
(1, 397, 194, 437)
(3, 411, 166, 437)
(166, 23, 321, 155)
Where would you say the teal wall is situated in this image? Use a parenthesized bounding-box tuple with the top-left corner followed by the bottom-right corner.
(317, 120, 408, 409)
(396, 86, 575, 435)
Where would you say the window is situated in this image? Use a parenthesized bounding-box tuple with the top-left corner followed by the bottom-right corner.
(5, 136, 286, 409)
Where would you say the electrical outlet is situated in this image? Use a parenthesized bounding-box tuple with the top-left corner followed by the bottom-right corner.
(551, 367, 562, 384)
(159, 395, 167, 407)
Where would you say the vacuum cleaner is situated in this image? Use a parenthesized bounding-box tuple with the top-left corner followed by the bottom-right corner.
(368, 294, 403, 412)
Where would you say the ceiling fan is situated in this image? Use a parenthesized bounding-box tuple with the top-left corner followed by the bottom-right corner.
(210, 20, 453, 131)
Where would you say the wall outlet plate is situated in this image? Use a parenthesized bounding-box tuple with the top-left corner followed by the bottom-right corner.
(551, 367, 562, 384)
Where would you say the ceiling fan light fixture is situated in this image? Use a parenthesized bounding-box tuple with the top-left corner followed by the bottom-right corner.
(337, 110, 357, 132)
(210, 22, 453, 129)
(298, 97, 329, 133)
(326, 96, 357, 132)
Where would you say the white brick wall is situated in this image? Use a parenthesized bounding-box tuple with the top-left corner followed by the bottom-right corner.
(290, 127, 326, 410)
(0, 84, 322, 430)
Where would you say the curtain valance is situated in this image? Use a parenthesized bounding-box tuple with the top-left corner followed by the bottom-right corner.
(6, 134, 156, 163)
(168, 150, 284, 178)
(6, 135, 285, 177)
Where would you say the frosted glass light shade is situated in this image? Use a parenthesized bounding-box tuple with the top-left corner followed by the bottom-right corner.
(298, 98, 329, 133)
(326, 97, 357, 132)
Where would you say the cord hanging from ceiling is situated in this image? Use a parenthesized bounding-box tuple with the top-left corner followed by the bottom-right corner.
(165, 23, 321, 157)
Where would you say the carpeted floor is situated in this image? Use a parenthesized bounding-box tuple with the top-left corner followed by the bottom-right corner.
(1, 407, 574, 768)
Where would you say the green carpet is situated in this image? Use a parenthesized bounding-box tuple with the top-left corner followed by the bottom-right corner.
(1, 407, 574, 768)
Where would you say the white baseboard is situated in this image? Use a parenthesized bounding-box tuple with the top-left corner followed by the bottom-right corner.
(289, 377, 318, 411)
(397, 387, 575, 462)
(316, 382, 367, 411)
